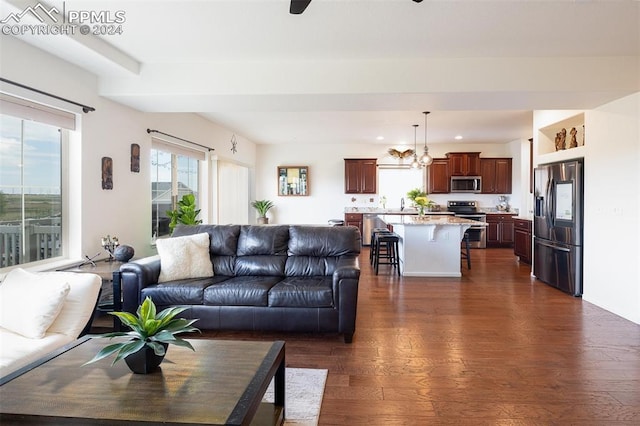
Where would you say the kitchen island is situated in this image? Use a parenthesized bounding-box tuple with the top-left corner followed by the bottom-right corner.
(378, 214, 486, 277)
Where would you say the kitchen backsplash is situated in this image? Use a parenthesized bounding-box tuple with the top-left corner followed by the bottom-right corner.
(346, 194, 519, 213)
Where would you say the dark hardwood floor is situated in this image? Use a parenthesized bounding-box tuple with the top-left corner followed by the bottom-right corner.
(95, 248, 640, 424)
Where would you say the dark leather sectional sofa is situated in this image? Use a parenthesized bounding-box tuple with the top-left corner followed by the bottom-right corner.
(119, 224, 362, 343)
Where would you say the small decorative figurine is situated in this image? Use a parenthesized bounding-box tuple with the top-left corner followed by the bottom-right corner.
(569, 127, 578, 148)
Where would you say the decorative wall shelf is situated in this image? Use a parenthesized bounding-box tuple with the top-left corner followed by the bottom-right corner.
(538, 113, 585, 156)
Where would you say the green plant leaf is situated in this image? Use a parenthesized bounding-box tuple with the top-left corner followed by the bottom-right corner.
(146, 341, 167, 356)
(151, 334, 196, 351)
(138, 297, 156, 321)
(112, 340, 146, 365)
(82, 342, 129, 366)
(251, 200, 274, 217)
(166, 194, 202, 232)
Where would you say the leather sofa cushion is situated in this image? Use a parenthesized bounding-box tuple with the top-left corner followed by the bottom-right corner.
(288, 225, 361, 257)
(203, 276, 282, 306)
(141, 276, 228, 305)
(285, 256, 338, 276)
(237, 225, 289, 256)
(268, 277, 334, 308)
(236, 255, 287, 276)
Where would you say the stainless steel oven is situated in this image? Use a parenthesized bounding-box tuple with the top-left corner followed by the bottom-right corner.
(447, 201, 486, 249)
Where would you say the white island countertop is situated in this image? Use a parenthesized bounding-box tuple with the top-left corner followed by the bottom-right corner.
(377, 215, 486, 278)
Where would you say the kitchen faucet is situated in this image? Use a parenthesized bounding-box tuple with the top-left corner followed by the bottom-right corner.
(400, 197, 405, 211)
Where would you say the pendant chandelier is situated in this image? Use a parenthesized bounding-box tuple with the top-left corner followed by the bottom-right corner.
(420, 111, 433, 166)
(410, 124, 421, 169)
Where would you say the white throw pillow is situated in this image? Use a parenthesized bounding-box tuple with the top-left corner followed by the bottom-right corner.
(157, 232, 213, 283)
(0, 268, 71, 339)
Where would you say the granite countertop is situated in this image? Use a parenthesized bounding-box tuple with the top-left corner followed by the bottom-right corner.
(344, 207, 453, 215)
(378, 214, 487, 226)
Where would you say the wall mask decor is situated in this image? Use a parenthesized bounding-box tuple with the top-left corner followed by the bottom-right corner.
(230, 134, 237, 154)
(131, 143, 140, 172)
(102, 156, 113, 190)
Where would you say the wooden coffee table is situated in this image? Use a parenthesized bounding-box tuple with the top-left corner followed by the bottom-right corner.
(0, 336, 285, 425)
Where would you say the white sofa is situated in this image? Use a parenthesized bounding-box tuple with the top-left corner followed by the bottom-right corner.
(0, 269, 102, 378)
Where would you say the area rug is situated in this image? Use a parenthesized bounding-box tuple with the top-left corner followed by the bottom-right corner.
(263, 368, 328, 425)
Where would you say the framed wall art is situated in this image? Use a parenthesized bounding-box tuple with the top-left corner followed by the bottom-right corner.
(278, 166, 308, 196)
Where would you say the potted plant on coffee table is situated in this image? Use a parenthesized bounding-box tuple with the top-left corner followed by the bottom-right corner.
(251, 199, 274, 224)
(84, 297, 200, 374)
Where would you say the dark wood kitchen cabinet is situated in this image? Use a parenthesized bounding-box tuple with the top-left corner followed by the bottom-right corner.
(481, 158, 513, 194)
(344, 159, 377, 194)
(513, 218, 532, 264)
(344, 213, 363, 236)
(446, 152, 481, 176)
(486, 213, 515, 248)
(427, 158, 450, 194)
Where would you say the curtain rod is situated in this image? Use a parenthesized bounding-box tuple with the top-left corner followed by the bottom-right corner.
(0, 77, 95, 113)
(146, 129, 214, 152)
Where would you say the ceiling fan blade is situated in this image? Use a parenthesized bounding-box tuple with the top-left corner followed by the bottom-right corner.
(290, 0, 312, 15)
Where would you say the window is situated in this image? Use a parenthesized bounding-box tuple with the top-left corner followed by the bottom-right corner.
(151, 140, 202, 238)
(0, 115, 63, 267)
(378, 167, 425, 208)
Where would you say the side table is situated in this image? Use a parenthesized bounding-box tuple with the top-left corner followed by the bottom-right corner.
(62, 259, 126, 330)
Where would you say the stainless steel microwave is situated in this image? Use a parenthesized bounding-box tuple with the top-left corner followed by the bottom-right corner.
(450, 176, 482, 193)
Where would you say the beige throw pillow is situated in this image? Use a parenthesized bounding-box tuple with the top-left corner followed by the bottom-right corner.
(157, 232, 213, 283)
(0, 268, 71, 339)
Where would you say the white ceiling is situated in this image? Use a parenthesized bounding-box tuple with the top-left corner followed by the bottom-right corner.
(2, 0, 639, 146)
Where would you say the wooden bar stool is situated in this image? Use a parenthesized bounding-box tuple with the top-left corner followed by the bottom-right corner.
(374, 232, 401, 276)
(461, 231, 471, 269)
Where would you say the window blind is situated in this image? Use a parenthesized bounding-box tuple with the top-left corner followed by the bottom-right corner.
(151, 137, 206, 161)
(0, 93, 76, 130)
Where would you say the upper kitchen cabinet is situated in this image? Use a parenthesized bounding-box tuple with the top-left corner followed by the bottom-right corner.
(481, 158, 512, 194)
(427, 158, 450, 194)
(344, 159, 377, 194)
(446, 152, 481, 176)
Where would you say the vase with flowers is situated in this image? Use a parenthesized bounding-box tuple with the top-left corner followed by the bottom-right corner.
(414, 196, 430, 216)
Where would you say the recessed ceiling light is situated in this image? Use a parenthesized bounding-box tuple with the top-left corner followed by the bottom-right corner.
(376, 136, 384, 140)
(455, 135, 463, 140)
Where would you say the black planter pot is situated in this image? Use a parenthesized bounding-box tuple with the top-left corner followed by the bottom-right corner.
(124, 343, 168, 374)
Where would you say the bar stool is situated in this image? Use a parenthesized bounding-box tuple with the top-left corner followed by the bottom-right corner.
(461, 231, 471, 269)
(374, 232, 401, 276)
(370, 228, 392, 265)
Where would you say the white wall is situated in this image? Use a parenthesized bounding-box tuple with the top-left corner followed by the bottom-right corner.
(0, 37, 257, 263)
(255, 141, 527, 225)
(533, 93, 640, 324)
(584, 94, 639, 324)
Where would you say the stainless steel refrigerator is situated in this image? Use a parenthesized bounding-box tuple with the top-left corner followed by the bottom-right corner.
(533, 159, 584, 296)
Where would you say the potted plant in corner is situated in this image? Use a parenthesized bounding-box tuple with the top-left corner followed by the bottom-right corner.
(251, 199, 274, 225)
(84, 297, 200, 374)
(166, 193, 202, 233)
